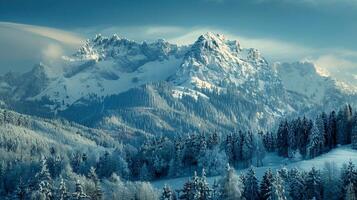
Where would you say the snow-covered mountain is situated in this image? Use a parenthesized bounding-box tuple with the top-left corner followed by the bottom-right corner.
(170, 33, 289, 112)
(274, 61, 357, 112)
(0, 32, 356, 135)
(30, 34, 187, 110)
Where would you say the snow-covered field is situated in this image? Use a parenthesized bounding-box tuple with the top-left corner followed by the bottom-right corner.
(152, 145, 357, 189)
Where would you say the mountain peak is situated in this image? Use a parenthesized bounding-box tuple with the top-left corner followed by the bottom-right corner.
(193, 32, 241, 53)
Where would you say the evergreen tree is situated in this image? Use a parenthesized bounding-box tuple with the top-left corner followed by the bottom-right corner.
(319, 112, 330, 152)
(341, 161, 357, 197)
(243, 167, 259, 200)
(328, 111, 338, 148)
(219, 165, 244, 200)
(57, 178, 70, 200)
(160, 184, 176, 200)
(38, 181, 53, 200)
(72, 180, 89, 200)
(307, 123, 324, 158)
(35, 158, 53, 186)
(269, 173, 287, 200)
(260, 169, 275, 200)
(88, 167, 102, 200)
(277, 121, 289, 157)
(242, 131, 254, 167)
(287, 168, 305, 200)
(263, 132, 276, 152)
(305, 167, 323, 200)
(178, 170, 211, 200)
(32, 158, 53, 200)
(336, 105, 353, 145)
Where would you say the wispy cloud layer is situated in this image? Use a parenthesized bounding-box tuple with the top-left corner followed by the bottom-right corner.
(0, 22, 84, 74)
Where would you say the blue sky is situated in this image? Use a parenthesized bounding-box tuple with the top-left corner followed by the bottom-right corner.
(0, 0, 356, 84)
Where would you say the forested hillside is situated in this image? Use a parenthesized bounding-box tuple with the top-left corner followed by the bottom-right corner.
(1, 104, 357, 199)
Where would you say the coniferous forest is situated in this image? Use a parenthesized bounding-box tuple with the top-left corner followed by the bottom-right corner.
(0, 105, 357, 199)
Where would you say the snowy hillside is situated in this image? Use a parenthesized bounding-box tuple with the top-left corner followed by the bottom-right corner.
(152, 145, 357, 190)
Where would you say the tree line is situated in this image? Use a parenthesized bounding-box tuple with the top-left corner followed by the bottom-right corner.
(161, 161, 357, 200)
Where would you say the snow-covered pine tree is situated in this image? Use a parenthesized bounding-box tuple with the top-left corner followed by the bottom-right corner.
(243, 166, 259, 200)
(242, 131, 254, 167)
(72, 180, 89, 200)
(160, 184, 176, 200)
(319, 112, 330, 151)
(287, 168, 305, 200)
(168, 139, 184, 177)
(57, 178, 70, 200)
(299, 117, 313, 157)
(178, 170, 211, 200)
(305, 167, 323, 200)
(198, 169, 212, 200)
(307, 122, 324, 158)
(277, 121, 289, 157)
(260, 169, 275, 200)
(277, 167, 290, 199)
(340, 161, 357, 197)
(268, 172, 287, 200)
(224, 133, 235, 164)
(263, 132, 276, 152)
(38, 181, 53, 200)
(315, 114, 330, 153)
(31, 158, 53, 200)
(328, 111, 338, 148)
(336, 105, 353, 145)
(88, 167, 102, 200)
(219, 164, 244, 200)
(207, 131, 220, 149)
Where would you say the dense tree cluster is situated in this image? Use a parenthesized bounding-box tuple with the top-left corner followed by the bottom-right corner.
(274, 105, 357, 159)
(170, 161, 357, 200)
(134, 130, 265, 180)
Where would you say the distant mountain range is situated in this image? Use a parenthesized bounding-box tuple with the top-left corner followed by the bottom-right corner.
(0, 32, 356, 138)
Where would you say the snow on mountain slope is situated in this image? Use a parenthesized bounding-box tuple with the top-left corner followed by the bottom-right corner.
(274, 61, 333, 103)
(170, 32, 292, 116)
(28, 32, 290, 115)
(32, 34, 187, 110)
(171, 32, 273, 90)
(275, 61, 357, 105)
(152, 145, 357, 190)
(1, 32, 356, 134)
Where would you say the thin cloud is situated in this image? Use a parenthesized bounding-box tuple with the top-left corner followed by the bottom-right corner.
(0, 22, 84, 46)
